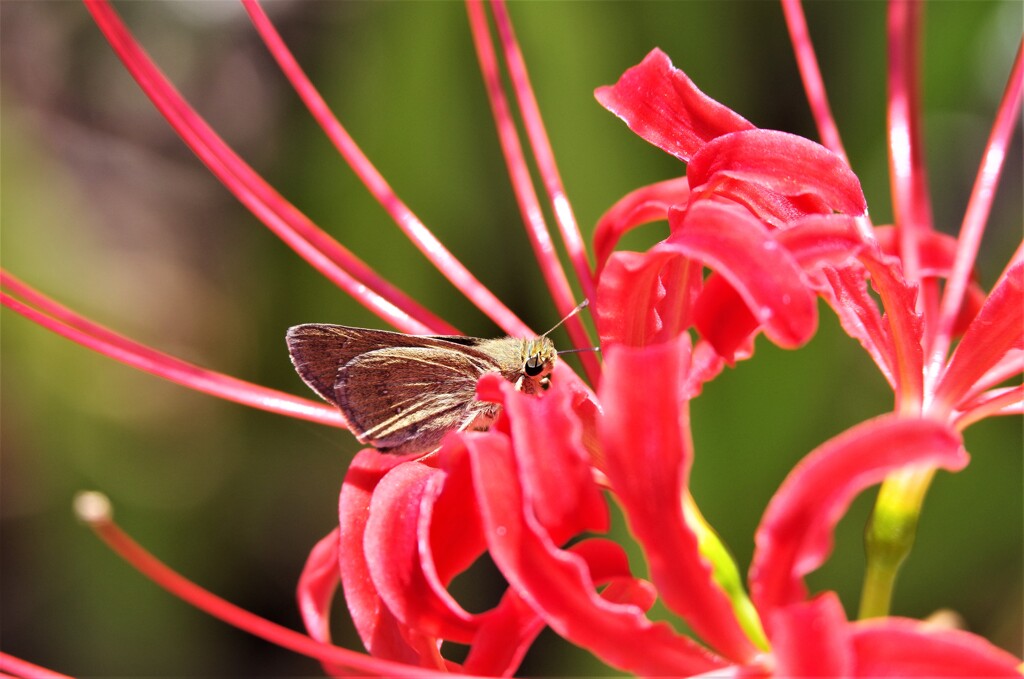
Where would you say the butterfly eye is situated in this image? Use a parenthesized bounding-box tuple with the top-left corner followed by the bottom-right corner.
(524, 355, 545, 377)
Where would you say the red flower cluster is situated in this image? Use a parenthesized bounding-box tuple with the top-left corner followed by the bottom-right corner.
(291, 46, 1020, 676)
(2, 1, 1019, 677)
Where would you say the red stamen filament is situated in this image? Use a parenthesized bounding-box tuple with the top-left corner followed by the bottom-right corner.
(1, 272, 345, 428)
(72, 492, 473, 678)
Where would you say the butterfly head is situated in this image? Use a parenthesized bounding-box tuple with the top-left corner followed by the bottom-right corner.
(520, 337, 557, 392)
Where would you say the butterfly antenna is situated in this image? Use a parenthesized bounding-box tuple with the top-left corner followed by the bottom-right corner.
(557, 345, 601, 356)
(540, 299, 589, 338)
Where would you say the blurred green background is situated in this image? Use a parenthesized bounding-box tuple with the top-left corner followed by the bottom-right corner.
(2, 1, 1020, 675)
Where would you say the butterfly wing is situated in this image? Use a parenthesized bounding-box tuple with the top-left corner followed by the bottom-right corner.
(335, 345, 499, 455)
(286, 324, 496, 406)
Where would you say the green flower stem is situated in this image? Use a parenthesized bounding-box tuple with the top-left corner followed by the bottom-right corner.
(684, 493, 770, 651)
(859, 465, 936, 619)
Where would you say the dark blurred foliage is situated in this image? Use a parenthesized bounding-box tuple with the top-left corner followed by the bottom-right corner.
(1, 2, 1020, 676)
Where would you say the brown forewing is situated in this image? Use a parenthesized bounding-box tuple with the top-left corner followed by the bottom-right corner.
(285, 324, 498, 405)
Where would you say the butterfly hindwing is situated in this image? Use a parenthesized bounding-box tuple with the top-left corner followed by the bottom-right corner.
(334, 345, 500, 454)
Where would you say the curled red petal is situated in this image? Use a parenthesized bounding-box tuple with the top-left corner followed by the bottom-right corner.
(599, 577, 659, 612)
(571, 539, 659, 612)
(687, 129, 867, 218)
(365, 460, 478, 643)
(775, 214, 866, 273)
(934, 261, 1024, 416)
(749, 415, 968, 619)
(694, 175, 832, 230)
(338, 450, 424, 664)
(600, 335, 759, 663)
(685, 215, 863, 363)
(691, 275, 760, 363)
(872, 225, 991, 337)
(820, 263, 898, 389)
(670, 201, 819, 351)
(850, 618, 1022, 677)
(873, 227, 987, 336)
(875, 227, 968, 279)
(684, 339, 728, 398)
(769, 593, 852, 677)
(463, 586, 544, 677)
(502, 379, 608, 541)
(569, 538, 636, 582)
(593, 177, 690, 274)
(463, 538, 646, 677)
(859, 253, 924, 410)
(428, 443, 488, 586)
(466, 431, 727, 676)
(595, 249, 700, 347)
(595, 48, 754, 163)
(297, 528, 345, 677)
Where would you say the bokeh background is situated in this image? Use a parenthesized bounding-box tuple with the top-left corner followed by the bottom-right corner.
(2, 1, 1020, 675)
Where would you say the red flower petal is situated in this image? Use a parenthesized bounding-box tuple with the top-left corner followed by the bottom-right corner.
(338, 450, 426, 664)
(684, 339, 729, 398)
(428, 444, 488, 585)
(874, 227, 988, 336)
(821, 263, 898, 390)
(688, 214, 864, 362)
(364, 459, 478, 643)
(820, 250, 926, 409)
(850, 618, 1023, 677)
(595, 248, 700, 347)
(749, 415, 968, 619)
(593, 177, 690, 274)
(463, 586, 544, 677)
(595, 48, 754, 163)
(775, 214, 866, 274)
(934, 261, 1024, 415)
(769, 593, 852, 677)
(297, 528, 345, 676)
(571, 539, 659, 612)
(466, 431, 727, 676)
(600, 335, 759, 663)
(687, 130, 868, 219)
(690, 176, 833, 231)
(670, 201, 819, 352)
(501, 379, 609, 541)
(860, 254, 925, 409)
(690, 274, 760, 362)
(463, 538, 645, 677)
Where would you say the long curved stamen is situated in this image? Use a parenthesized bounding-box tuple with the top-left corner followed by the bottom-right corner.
(465, 0, 601, 383)
(781, 0, 877, 248)
(0, 652, 74, 679)
(2, 272, 345, 428)
(780, 0, 850, 166)
(886, 1, 933, 299)
(72, 492, 470, 678)
(928, 42, 1024, 384)
(489, 0, 597, 305)
(83, 0, 449, 336)
(240, 0, 530, 339)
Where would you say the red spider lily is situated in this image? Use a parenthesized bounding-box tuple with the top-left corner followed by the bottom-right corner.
(294, 333, 1019, 675)
(1, 1, 1020, 677)
(592, 15, 1022, 422)
(590, 0, 1023, 630)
